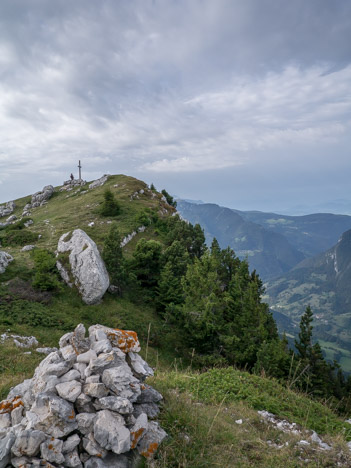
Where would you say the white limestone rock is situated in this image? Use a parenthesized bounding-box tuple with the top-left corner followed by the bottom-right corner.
(76, 412, 96, 435)
(93, 396, 133, 415)
(64, 448, 83, 467)
(133, 402, 160, 420)
(63, 434, 81, 453)
(11, 406, 23, 426)
(21, 244, 36, 252)
(130, 413, 148, 450)
(88, 325, 141, 353)
(77, 349, 97, 363)
(59, 369, 81, 383)
(127, 352, 154, 380)
(40, 437, 65, 464)
(11, 429, 46, 457)
(56, 380, 82, 402)
(89, 175, 109, 190)
(28, 393, 78, 438)
(136, 385, 163, 404)
(75, 393, 95, 414)
(0, 201, 15, 218)
(0, 251, 13, 274)
(61, 344, 77, 362)
(136, 421, 167, 459)
(91, 339, 112, 354)
(87, 350, 125, 375)
(0, 414, 11, 430)
(102, 365, 141, 402)
(93, 410, 131, 454)
(31, 185, 54, 205)
(84, 453, 130, 468)
(57, 229, 110, 304)
(0, 432, 15, 468)
(82, 432, 108, 458)
(83, 382, 109, 398)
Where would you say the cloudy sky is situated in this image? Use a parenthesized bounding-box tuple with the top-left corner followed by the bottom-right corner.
(0, 0, 350, 214)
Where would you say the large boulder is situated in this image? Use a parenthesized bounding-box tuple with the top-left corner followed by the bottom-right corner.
(57, 229, 110, 304)
(0, 251, 13, 274)
(0, 324, 166, 467)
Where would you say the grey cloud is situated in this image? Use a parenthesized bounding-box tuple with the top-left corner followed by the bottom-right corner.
(0, 0, 350, 212)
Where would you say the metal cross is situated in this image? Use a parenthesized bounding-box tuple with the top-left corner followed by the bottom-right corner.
(78, 160, 82, 180)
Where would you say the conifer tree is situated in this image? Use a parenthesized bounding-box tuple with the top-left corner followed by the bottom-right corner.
(295, 305, 314, 360)
(100, 188, 121, 217)
(102, 224, 126, 293)
(131, 239, 163, 293)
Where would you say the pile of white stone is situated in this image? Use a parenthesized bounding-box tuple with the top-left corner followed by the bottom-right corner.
(0, 324, 167, 468)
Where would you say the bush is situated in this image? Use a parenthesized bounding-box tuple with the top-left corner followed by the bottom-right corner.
(161, 189, 177, 208)
(134, 209, 152, 228)
(102, 224, 126, 293)
(31, 249, 62, 291)
(100, 189, 121, 217)
(0, 219, 37, 246)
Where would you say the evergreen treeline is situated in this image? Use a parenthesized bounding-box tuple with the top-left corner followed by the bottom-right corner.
(102, 211, 351, 412)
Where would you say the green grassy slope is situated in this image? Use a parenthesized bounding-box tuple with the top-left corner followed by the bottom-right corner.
(1, 175, 351, 467)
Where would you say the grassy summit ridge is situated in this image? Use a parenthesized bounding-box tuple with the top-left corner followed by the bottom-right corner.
(1, 175, 351, 467)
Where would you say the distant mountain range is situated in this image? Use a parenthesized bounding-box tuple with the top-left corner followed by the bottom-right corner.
(177, 200, 351, 371)
(177, 200, 351, 280)
(266, 229, 351, 372)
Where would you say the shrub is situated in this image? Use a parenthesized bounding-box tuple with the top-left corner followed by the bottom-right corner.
(31, 249, 62, 291)
(100, 189, 121, 217)
(134, 209, 152, 228)
(102, 224, 126, 293)
(0, 219, 37, 246)
(161, 189, 177, 208)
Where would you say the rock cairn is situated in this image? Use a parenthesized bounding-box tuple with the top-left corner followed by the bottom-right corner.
(0, 324, 166, 468)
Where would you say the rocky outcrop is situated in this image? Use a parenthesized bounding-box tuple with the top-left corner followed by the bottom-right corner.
(0, 324, 166, 467)
(57, 229, 110, 305)
(22, 185, 55, 216)
(0, 201, 15, 218)
(89, 175, 109, 190)
(31, 185, 54, 208)
(60, 179, 86, 192)
(0, 251, 13, 274)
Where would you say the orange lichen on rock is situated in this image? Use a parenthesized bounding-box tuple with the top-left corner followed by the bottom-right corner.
(68, 409, 75, 420)
(0, 396, 23, 414)
(130, 427, 146, 449)
(141, 442, 159, 458)
(105, 329, 140, 353)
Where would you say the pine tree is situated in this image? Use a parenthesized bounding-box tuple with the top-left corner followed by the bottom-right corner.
(295, 306, 314, 360)
(156, 262, 184, 312)
(100, 189, 121, 217)
(102, 224, 126, 293)
(131, 239, 163, 292)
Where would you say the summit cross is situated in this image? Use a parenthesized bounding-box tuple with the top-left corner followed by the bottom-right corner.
(78, 160, 82, 180)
